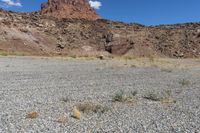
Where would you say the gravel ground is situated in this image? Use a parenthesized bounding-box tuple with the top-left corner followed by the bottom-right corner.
(0, 57, 200, 133)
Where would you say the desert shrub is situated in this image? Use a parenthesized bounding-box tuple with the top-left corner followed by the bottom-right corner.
(76, 102, 109, 114)
(143, 92, 161, 101)
(60, 97, 70, 103)
(0, 52, 8, 56)
(112, 90, 127, 102)
(161, 68, 173, 73)
(112, 90, 137, 103)
(131, 90, 138, 97)
(143, 89, 176, 103)
(179, 79, 190, 86)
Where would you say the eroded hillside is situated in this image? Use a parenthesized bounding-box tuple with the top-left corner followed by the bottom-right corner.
(0, 1, 200, 58)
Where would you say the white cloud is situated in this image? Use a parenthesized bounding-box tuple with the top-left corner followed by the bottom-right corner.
(1, 0, 22, 7)
(89, 0, 101, 10)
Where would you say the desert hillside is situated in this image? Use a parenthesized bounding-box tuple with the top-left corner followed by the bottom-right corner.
(0, 0, 200, 58)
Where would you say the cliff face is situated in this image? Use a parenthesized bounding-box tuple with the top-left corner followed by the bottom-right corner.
(40, 0, 100, 20)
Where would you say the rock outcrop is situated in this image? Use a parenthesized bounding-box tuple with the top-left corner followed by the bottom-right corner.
(0, 0, 200, 58)
(40, 0, 100, 20)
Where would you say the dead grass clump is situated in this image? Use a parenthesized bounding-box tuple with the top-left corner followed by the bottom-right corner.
(26, 112, 39, 119)
(72, 106, 81, 119)
(57, 116, 68, 124)
(161, 97, 176, 104)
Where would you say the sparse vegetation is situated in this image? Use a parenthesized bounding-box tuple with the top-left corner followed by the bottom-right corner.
(143, 91, 161, 101)
(179, 79, 190, 86)
(161, 90, 176, 104)
(131, 90, 138, 97)
(57, 116, 68, 124)
(161, 97, 176, 104)
(69, 55, 77, 59)
(0, 51, 8, 56)
(130, 64, 136, 68)
(112, 90, 127, 102)
(148, 55, 155, 63)
(0, 51, 29, 57)
(143, 89, 176, 104)
(161, 68, 173, 73)
(76, 102, 109, 114)
(112, 90, 137, 103)
(1, 0, 200, 131)
(60, 97, 70, 103)
(123, 56, 137, 60)
(96, 55, 104, 60)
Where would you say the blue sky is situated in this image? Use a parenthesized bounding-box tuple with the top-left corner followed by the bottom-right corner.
(0, 0, 200, 25)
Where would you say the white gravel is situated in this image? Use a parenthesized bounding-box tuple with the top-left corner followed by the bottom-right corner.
(0, 57, 200, 133)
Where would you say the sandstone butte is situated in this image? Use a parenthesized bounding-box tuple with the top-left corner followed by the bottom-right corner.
(40, 0, 100, 20)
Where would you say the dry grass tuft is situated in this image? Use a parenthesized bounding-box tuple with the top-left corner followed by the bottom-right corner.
(26, 112, 39, 119)
(56, 116, 68, 124)
(76, 102, 109, 114)
(123, 56, 137, 60)
(161, 97, 176, 104)
(72, 106, 81, 120)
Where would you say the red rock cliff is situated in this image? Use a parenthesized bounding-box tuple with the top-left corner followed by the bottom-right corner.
(40, 0, 100, 20)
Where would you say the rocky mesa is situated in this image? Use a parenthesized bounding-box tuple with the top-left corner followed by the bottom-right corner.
(0, 0, 200, 58)
(40, 0, 100, 20)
